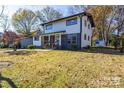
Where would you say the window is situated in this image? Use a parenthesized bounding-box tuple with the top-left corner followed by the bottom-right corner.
(84, 20, 87, 27)
(66, 18, 77, 26)
(84, 34, 87, 40)
(34, 36, 39, 41)
(67, 35, 77, 44)
(46, 24, 52, 30)
(88, 24, 90, 29)
(119, 8, 122, 13)
(72, 36, 76, 44)
(68, 39, 71, 44)
(88, 36, 90, 41)
(55, 35, 59, 45)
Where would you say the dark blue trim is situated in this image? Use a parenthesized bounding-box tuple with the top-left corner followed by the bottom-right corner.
(79, 14, 83, 49)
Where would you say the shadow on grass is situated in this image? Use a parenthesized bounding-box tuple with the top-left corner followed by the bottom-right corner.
(5, 51, 37, 56)
(0, 74, 17, 88)
(57, 47, 124, 55)
(81, 47, 124, 55)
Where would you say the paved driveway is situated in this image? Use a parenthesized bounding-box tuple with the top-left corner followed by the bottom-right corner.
(0, 49, 52, 53)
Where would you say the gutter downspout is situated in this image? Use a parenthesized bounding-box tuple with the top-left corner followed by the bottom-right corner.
(79, 14, 83, 50)
(42, 25, 45, 46)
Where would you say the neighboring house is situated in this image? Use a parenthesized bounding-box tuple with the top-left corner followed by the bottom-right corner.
(96, 39, 105, 47)
(33, 12, 95, 50)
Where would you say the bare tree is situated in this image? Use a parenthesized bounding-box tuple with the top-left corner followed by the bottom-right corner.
(36, 6, 63, 23)
(12, 8, 38, 36)
(0, 15, 10, 31)
(0, 6, 5, 47)
(0, 6, 4, 18)
(68, 5, 91, 15)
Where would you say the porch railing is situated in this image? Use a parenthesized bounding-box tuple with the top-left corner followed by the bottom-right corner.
(43, 41, 59, 49)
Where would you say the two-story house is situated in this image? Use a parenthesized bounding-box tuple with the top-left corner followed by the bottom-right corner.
(33, 12, 95, 50)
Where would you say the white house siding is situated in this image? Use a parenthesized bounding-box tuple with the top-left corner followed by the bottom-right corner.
(45, 20, 66, 33)
(53, 20, 66, 32)
(33, 36, 42, 47)
(43, 15, 93, 49)
(44, 17, 80, 34)
(81, 16, 93, 47)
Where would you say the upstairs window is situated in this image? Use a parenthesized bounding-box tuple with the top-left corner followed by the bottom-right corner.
(88, 24, 90, 29)
(88, 36, 90, 41)
(119, 8, 122, 13)
(72, 36, 77, 44)
(84, 34, 87, 40)
(66, 18, 77, 26)
(45, 24, 52, 30)
(84, 20, 87, 27)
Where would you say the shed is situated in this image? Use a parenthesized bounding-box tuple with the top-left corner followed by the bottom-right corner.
(20, 37, 33, 48)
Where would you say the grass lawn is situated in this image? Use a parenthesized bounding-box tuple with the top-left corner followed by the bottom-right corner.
(0, 48, 124, 88)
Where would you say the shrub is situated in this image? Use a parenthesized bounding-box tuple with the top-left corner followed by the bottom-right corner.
(27, 44, 34, 49)
(71, 44, 77, 50)
(0, 42, 4, 48)
(83, 45, 91, 49)
(13, 44, 17, 51)
(42, 44, 49, 49)
(86, 45, 91, 49)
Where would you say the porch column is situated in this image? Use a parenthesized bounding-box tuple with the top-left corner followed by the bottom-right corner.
(48, 34, 50, 45)
(41, 36, 44, 45)
(59, 34, 61, 46)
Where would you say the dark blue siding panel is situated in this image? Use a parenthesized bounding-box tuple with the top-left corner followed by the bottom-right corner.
(77, 33, 81, 49)
(61, 35, 67, 49)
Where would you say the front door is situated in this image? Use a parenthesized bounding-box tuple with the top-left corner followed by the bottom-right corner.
(61, 35, 67, 49)
(44, 36, 49, 45)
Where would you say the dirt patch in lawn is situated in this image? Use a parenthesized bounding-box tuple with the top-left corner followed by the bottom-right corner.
(0, 61, 14, 69)
(5, 51, 37, 56)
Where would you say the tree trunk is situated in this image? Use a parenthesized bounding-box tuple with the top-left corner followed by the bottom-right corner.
(0, 70, 2, 88)
(120, 39, 124, 53)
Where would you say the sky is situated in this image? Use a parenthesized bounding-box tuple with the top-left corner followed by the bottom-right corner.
(0, 5, 70, 32)
(4, 5, 69, 18)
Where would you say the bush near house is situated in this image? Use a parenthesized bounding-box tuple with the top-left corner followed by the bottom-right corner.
(71, 44, 77, 50)
(27, 44, 35, 49)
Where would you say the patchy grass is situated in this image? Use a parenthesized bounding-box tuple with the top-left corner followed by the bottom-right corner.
(0, 48, 124, 88)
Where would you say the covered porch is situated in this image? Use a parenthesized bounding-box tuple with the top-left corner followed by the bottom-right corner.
(41, 31, 65, 49)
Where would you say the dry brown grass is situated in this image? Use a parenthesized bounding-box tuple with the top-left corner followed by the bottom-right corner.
(0, 48, 124, 88)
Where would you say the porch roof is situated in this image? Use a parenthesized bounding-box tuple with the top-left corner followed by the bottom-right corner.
(42, 30, 66, 35)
